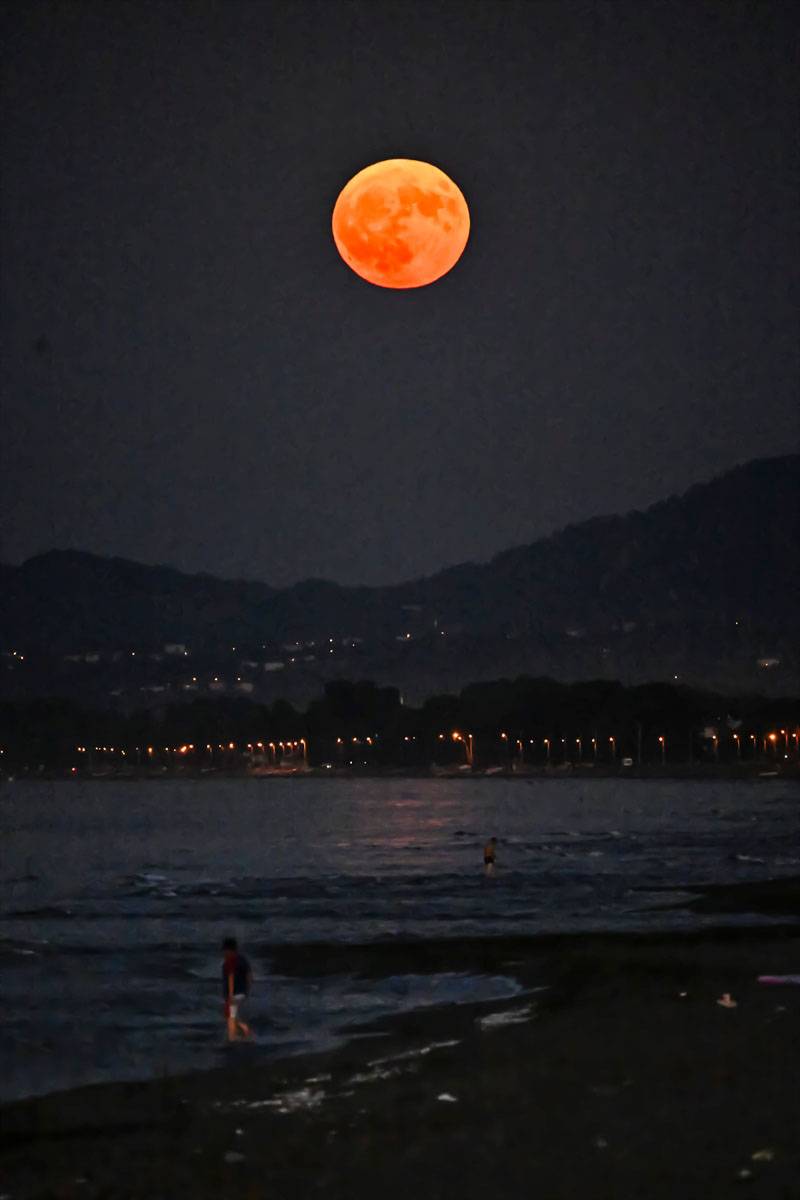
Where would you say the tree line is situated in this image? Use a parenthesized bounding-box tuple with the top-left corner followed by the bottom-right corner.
(1, 677, 798, 773)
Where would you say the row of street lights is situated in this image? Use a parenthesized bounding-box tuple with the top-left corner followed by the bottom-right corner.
(75, 739, 308, 765)
(67, 726, 799, 769)
(437, 728, 800, 765)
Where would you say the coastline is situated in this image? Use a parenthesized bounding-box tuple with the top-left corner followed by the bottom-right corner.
(4, 761, 798, 783)
(3, 924, 799, 1199)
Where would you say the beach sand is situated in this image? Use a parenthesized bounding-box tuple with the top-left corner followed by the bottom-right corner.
(2, 926, 799, 1199)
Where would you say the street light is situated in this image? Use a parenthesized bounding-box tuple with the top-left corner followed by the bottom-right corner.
(733, 733, 740, 759)
(452, 731, 474, 766)
(658, 735, 666, 765)
(609, 735, 616, 760)
(544, 738, 550, 761)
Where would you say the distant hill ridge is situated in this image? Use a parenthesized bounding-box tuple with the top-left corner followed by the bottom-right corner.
(1, 454, 798, 658)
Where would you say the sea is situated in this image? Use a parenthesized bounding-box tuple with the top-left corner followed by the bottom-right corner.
(1, 776, 797, 1102)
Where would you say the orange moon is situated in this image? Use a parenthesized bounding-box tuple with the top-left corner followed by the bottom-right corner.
(332, 159, 470, 289)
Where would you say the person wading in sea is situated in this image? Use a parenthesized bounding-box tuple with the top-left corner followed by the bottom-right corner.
(484, 837, 497, 876)
(221, 936, 253, 1042)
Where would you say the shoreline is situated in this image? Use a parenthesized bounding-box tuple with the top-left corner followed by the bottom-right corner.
(4, 761, 798, 783)
(2, 924, 799, 1198)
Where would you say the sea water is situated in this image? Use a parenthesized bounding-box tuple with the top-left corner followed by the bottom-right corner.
(1, 776, 797, 1100)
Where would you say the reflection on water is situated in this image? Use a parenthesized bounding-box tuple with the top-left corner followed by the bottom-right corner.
(0, 777, 797, 1100)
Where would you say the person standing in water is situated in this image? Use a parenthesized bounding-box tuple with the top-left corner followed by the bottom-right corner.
(483, 837, 497, 875)
(221, 936, 253, 1042)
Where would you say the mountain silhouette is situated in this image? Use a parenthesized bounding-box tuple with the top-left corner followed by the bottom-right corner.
(1, 454, 797, 699)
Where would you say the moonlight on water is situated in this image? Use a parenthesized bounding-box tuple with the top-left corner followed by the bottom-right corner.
(332, 159, 470, 289)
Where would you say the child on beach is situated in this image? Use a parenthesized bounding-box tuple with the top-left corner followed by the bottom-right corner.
(221, 936, 253, 1042)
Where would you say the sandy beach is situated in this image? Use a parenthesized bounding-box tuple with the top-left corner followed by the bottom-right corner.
(3, 924, 799, 1199)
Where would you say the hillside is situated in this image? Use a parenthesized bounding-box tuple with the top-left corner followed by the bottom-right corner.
(1, 454, 797, 700)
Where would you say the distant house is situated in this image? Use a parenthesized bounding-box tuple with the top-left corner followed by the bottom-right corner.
(164, 643, 187, 655)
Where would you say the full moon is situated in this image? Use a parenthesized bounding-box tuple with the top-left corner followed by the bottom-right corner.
(332, 159, 470, 289)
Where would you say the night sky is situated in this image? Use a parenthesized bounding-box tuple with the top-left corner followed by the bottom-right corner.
(2, 0, 797, 588)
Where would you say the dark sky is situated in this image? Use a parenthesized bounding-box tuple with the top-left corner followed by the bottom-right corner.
(2, 0, 797, 588)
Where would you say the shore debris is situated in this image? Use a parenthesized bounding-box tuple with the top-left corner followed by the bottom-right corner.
(717, 993, 738, 1008)
(369, 1039, 461, 1068)
(231, 1087, 326, 1113)
(349, 1065, 403, 1085)
(224, 1151, 246, 1164)
(757, 974, 800, 986)
(437, 1093, 458, 1102)
(751, 1148, 775, 1162)
(478, 1004, 535, 1029)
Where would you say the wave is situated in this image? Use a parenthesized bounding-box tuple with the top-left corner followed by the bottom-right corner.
(1, 905, 74, 919)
